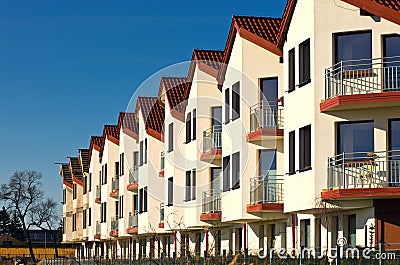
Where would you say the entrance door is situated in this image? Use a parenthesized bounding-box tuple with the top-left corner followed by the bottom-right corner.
(260, 78, 278, 128)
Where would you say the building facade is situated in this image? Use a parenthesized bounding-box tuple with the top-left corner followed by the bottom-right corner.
(60, 0, 400, 259)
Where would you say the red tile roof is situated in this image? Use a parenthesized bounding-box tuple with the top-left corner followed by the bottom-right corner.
(78, 149, 89, 174)
(159, 77, 190, 113)
(188, 49, 224, 82)
(121, 112, 138, 133)
(277, 0, 297, 47)
(145, 99, 165, 141)
(88, 136, 102, 166)
(135, 97, 158, 121)
(60, 163, 72, 186)
(99, 125, 120, 161)
(218, 16, 282, 84)
(69, 157, 83, 181)
(342, 0, 400, 25)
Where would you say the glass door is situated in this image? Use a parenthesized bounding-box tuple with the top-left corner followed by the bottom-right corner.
(260, 78, 278, 128)
(389, 120, 400, 186)
(383, 35, 400, 91)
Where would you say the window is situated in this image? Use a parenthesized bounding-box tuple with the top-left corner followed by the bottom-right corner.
(88, 173, 92, 192)
(120, 153, 124, 176)
(133, 151, 139, 168)
(191, 169, 196, 200)
(185, 171, 191, 201)
(73, 184, 77, 199)
(115, 201, 119, 218)
(335, 31, 372, 70)
(62, 189, 66, 204)
(144, 187, 148, 212)
(167, 178, 173, 206)
(101, 202, 107, 223)
(115, 161, 120, 177)
(62, 217, 66, 234)
(223, 156, 230, 192)
(225, 88, 230, 123)
(383, 35, 400, 91)
(88, 208, 91, 226)
(72, 214, 76, 231)
(232, 152, 240, 189)
(119, 195, 124, 219)
(288, 48, 295, 92)
(144, 139, 148, 164)
(289, 131, 295, 174)
(259, 150, 277, 176)
(192, 109, 196, 140)
(83, 176, 87, 194)
(168, 123, 174, 152)
(139, 141, 143, 166)
(83, 209, 87, 229)
(299, 39, 310, 86)
(186, 113, 191, 143)
(139, 187, 148, 213)
(101, 164, 108, 185)
(232, 82, 240, 120)
(337, 121, 374, 159)
(211, 167, 222, 192)
(299, 125, 311, 171)
(348, 215, 356, 247)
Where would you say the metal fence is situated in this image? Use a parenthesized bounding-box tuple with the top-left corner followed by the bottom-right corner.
(325, 56, 400, 99)
(249, 175, 284, 204)
(327, 150, 400, 189)
(112, 178, 119, 191)
(96, 185, 101, 200)
(202, 126, 222, 154)
(250, 102, 284, 133)
(128, 212, 138, 228)
(201, 190, 221, 214)
(129, 166, 139, 184)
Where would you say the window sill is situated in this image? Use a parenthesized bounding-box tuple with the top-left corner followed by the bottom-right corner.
(298, 79, 311, 88)
(298, 167, 312, 173)
(287, 88, 295, 93)
(166, 203, 173, 207)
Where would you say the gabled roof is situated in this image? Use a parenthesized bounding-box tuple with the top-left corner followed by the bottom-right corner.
(218, 16, 282, 84)
(88, 136, 102, 166)
(187, 49, 224, 81)
(145, 99, 165, 141)
(69, 157, 83, 186)
(99, 125, 120, 161)
(342, 0, 400, 25)
(120, 112, 139, 141)
(277, 0, 400, 47)
(78, 149, 89, 174)
(59, 163, 73, 188)
(135, 97, 158, 121)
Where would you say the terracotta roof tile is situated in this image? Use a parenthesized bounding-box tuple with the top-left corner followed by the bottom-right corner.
(135, 97, 158, 121)
(160, 77, 190, 113)
(188, 49, 224, 82)
(78, 149, 89, 174)
(60, 163, 72, 184)
(99, 125, 120, 161)
(69, 157, 83, 180)
(88, 136, 102, 166)
(145, 99, 165, 140)
(342, 0, 400, 25)
(121, 112, 138, 134)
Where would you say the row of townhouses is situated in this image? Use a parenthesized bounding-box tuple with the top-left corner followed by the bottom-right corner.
(59, 0, 400, 260)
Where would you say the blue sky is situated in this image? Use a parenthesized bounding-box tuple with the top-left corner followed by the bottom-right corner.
(0, 1, 286, 210)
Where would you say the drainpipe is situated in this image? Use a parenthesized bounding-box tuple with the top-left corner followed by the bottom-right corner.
(292, 214, 296, 250)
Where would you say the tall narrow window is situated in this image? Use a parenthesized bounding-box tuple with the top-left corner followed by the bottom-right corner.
(337, 121, 374, 160)
(232, 82, 240, 120)
(383, 35, 400, 91)
(191, 169, 196, 200)
(186, 113, 191, 143)
(185, 171, 191, 201)
(144, 139, 148, 164)
(289, 131, 295, 174)
(192, 109, 196, 140)
(232, 152, 240, 189)
(120, 153, 124, 176)
(139, 141, 143, 166)
(223, 156, 231, 192)
(348, 215, 356, 247)
(143, 187, 148, 212)
(288, 48, 295, 92)
(299, 39, 311, 85)
(225, 88, 230, 124)
(115, 161, 120, 177)
(133, 151, 139, 168)
(167, 177, 173, 206)
(88, 173, 92, 192)
(88, 208, 92, 226)
(168, 123, 174, 152)
(83, 209, 87, 229)
(139, 188, 143, 213)
(299, 125, 311, 171)
(389, 119, 400, 186)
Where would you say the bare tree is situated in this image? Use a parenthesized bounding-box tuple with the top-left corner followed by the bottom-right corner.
(33, 198, 61, 257)
(0, 170, 44, 261)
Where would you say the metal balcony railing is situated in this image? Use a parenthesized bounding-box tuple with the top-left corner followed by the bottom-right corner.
(96, 185, 101, 199)
(249, 174, 284, 204)
(202, 125, 222, 153)
(249, 102, 284, 132)
(327, 150, 400, 189)
(110, 216, 118, 231)
(201, 190, 221, 213)
(95, 221, 100, 234)
(160, 152, 165, 171)
(128, 211, 138, 228)
(129, 165, 139, 184)
(325, 56, 400, 99)
(160, 203, 164, 223)
(111, 178, 119, 191)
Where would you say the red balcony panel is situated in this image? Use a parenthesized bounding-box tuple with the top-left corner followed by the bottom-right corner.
(246, 203, 284, 213)
(109, 230, 118, 237)
(321, 187, 400, 201)
(246, 128, 284, 142)
(159, 170, 165, 178)
(200, 149, 222, 164)
(109, 190, 119, 198)
(320, 91, 400, 112)
(158, 222, 164, 228)
(94, 233, 101, 240)
(95, 198, 101, 204)
(200, 212, 221, 222)
(127, 182, 138, 192)
(126, 227, 138, 234)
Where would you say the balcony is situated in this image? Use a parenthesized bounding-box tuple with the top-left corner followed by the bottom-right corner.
(322, 150, 400, 200)
(95, 185, 101, 204)
(247, 102, 284, 145)
(200, 126, 222, 165)
(94, 221, 101, 240)
(159, 151, 165, 177)
(109, 216, 119, 237)
(247, 175, 284, 213)
(127, 166, 139, 192)
(109, 178, 119, 198)
(159, 203, 165, 228)
(200, 190, 221, 222)
(126, 212, 138, 234)
(321, 56, 400, 112)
